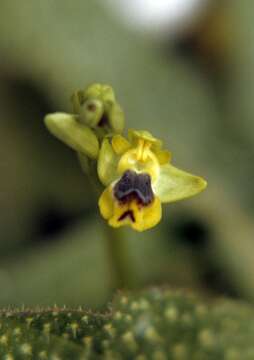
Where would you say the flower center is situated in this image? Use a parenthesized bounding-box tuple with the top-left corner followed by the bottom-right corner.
(117, 139, 160, 181)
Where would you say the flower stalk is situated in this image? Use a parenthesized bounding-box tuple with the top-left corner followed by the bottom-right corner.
(104, 226, 135, 289)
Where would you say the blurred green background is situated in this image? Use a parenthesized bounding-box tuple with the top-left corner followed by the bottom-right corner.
(0, 0, 254, 309)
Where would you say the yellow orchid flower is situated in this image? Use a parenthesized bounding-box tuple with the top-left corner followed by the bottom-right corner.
(98, 129, 207, 232)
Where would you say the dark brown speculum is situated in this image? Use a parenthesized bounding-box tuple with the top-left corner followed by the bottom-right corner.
(114, 170, 154, 206)
(118, 210, 136, 222)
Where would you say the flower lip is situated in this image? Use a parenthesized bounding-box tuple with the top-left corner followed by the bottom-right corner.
(113, 170, 154, 206)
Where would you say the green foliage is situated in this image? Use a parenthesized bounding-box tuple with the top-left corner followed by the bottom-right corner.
(0, 307, 106, 359)
(1, 288, 254, 359)
(2, 0, 254, 306)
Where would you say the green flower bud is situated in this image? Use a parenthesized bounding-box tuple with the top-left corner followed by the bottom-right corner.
(84, 83, 116, 104)
(70, 83, 125, 135)
(44, 112, 99, 159)
(105, 102, 125, 135)
(70, 90, 84, 114)
(79, 98, 104, 128)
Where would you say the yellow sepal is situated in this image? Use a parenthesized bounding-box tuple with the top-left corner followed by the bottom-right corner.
(154, 163, 207, 203)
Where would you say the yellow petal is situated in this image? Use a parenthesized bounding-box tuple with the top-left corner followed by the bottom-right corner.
(112, 135, 131, 155)
(128, 129, 162, 147)
(154, 164, 207, 203)
(98, 186, 114, 220)
(154, 149, 172, 165)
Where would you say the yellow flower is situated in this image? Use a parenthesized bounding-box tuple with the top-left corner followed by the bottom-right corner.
(98, 129, 207, 232)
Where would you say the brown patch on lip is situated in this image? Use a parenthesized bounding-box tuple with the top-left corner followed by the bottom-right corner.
(114, 170, 154, 206)
(118, 210, 135, 223)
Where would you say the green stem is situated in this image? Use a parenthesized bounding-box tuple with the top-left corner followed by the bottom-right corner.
(77, 152, 133, 290)
(104, 226, 134, 290)
(77, 152, 101, 195)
